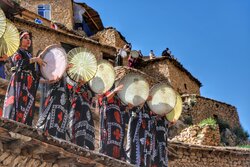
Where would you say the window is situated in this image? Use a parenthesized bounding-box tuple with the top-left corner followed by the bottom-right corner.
(38, 4, 51, 20)
(184, 83, 187, 90)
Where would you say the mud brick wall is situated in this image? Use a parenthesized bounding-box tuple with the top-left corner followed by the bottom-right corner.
(20, 0, 74, 30)
(190, 96, 240, 128)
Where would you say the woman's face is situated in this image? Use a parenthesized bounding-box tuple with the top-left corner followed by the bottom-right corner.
(20, 34, 31, 49)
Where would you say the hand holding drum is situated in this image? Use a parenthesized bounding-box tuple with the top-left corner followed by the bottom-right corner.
(39, 44, 68, 81)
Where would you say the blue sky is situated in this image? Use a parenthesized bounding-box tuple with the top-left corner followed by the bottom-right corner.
(77, 0, 250, 135)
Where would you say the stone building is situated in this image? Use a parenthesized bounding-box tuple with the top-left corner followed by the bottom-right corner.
(138, 57, 201, 95)
(138, 57, 242, 130)
(91, 27, 129, 49)
(19, 0, 104, 36)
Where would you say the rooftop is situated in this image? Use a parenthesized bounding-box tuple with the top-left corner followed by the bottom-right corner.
(0, 118, 132, 167)
(139, 57, 202, 87)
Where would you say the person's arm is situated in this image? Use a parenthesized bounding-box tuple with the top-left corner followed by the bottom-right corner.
(0, 55, 8, 62)
(29, 57, 46, 66)
(105, 84, 123, 101)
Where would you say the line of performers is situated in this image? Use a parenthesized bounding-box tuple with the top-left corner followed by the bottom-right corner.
(2, 31, 170, 167)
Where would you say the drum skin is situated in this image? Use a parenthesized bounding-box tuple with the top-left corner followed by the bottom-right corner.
(0, 21, 19, 57)
(0, 8, 6, 39)
(130, 50, 139, 58)
(117, 73, 149, 106)
(166, 93, 182, 122)
(120, 49, 127, 58)
(67, 47, 97, 83)
(147, 83, 177, 115)
(89, 60, 115, 94)
(40, 44, 67, 80)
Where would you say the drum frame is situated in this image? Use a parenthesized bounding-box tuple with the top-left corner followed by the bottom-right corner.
(40, 44, 67, 80)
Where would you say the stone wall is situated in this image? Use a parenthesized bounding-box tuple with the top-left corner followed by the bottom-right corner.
(139, 59, 171, 83)
(139, 59, 200, 95)
(0, 119, 132, 167)
(171, 125, 221, 146)
(167, 60, 200, 95)
(189, 95, 240, 128)
(169, 141, 250, 167)
(91, 28, 128, 49)
(20, 0, 74, 30)
(13, 18, 116, 60)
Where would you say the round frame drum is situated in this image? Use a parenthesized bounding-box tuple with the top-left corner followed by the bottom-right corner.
(166, 93, 182, 122)
(67, 47, 97, 83)
(0, 21, 19, 57)
(117, 73, 149, 106)
(119, 49, 127, 58)
(40, 44, 67, 80)
(130, 50, 139, 58)
(89, 60, 115, 94)
(0, 8, 6, 38)
(147, 83, 177, 115)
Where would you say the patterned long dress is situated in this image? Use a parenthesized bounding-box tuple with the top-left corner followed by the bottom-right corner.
(151, 116, 169, 167)
(98, 91, 126, 160)
(0, 61, 5, 79)
(36, 77, 70, 139)
(67, 80, 95, 150)
(3, 48, 39, 126)
(126, 104, 155, 167)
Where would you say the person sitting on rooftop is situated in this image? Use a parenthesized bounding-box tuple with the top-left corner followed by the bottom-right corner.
(123, 43, 132, 52)
(161, 47, 171, 58)
(149, 50, 156, 59)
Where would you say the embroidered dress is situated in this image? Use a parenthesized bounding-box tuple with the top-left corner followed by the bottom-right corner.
(3, 49, 39, 126)
(98, 91, 126, 160)
(151, 117, 169, 167)
(67, 79, 95, 150)
(0, 62, 5, 79)
(126, 104, 154, 167)
(36, 77, 70, 139)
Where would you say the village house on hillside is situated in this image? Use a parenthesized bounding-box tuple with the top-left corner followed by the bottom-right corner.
(0, 0, 249, 167)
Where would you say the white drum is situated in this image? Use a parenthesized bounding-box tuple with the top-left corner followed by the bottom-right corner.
(147, 83, 177, 115)
(89, 60, 115, 94)
(40, 44, 67, 81)
(117, 73, 149, 106)
(130, 50, 139, 58)
(119, 49, 127, 58)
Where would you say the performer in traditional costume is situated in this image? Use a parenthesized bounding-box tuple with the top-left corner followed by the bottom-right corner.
(64, 47, 97, 150)
(151, 116, 169, 167)
(3, 31, 45, 126)
(98, 84, 127, 160)
(126, 102, 155, 167)
(36, 45, 69, 139)
(67, 78, 96, 150)
(36, 76, 70, 139)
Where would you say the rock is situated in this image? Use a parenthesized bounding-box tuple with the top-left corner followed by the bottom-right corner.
(170, 124, 220, 146)
(168, 120, 187, 138)
(222, 128, 237, 146)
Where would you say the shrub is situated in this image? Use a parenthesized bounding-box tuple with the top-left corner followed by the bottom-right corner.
(232, 126, 250, 141)
(199, 117, 217, 129)
(216, 118, 230, 133)
(183, 116, 193, 125)
(238, 145, 250, 149)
